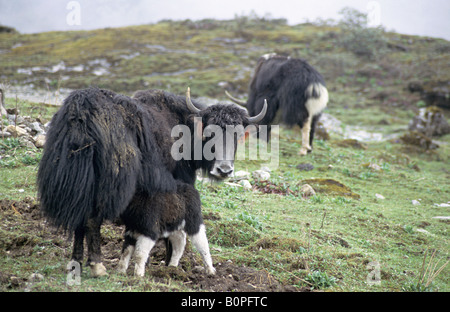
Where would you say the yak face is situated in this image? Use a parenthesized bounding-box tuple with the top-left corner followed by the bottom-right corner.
(199, 105, 248, 180)
(186, 88, 267, 181)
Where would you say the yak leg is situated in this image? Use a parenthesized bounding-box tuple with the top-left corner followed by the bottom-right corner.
(299, 116, 312, 156)
(134, 235, 156, 277)
(71, 226, 85, 268)
(189, 224, 215, 275)
(309, 114, 320, 150)
(117, 233, 136, 274)
(167, 230, 187, 267)
(86, 218, 107, 277)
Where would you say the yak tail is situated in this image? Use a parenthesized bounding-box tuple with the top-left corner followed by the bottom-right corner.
(37, 88, 176, 232)
(304, 83, 328, 117)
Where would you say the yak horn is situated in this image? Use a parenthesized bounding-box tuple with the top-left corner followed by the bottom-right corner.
(186, 87, 201, 113)
(248, 99, 268, 124)
(225, 90, 247, 106)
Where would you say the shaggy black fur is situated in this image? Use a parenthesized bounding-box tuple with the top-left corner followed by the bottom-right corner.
(244, 54, 327, 148)
(37, 88, 176, 233)
(121, 180, 201, 239)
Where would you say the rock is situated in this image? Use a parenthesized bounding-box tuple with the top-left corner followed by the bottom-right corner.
(365, 163, 381, 171)
(300, 184, 316, 197)
(416, 228, 431, 235)
(0, 130, 12, 138)
(399, 131, 439, 150)
(375, 193, 385, 200)
(34, 134, 46, 148)
(432, 216, 450, 220)
(411, 200, 421, 205)
(234, 170, 250, 178)
(408, 106, 450, 137)
(240, 180, 252, 190)
(296, 163, 314, 171)
(319, 113, 343, 135)
(28, 273, 44, 283)
(6, 125, 27, 137)
(7, 114, 25, 124)
(434, 202, 450, 208)
(252, 170, 270, 181)
(224, 182, 243, 188)
(408, 80, 450, 109)
(29, 121, 45, 134)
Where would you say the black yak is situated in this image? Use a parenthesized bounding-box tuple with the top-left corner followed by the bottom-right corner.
(37, 87, 266, 277)
(226, 53, 328, 155)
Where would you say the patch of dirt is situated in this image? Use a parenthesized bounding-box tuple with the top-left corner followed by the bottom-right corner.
(145, 259, 299, 292)
(0, 199, 305, 292)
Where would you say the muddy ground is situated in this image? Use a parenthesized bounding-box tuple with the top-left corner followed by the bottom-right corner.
(0, 198, 304, 292)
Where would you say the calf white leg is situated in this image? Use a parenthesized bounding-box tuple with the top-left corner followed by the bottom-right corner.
(134, 235, 156, 277)
(189, 224, 215, 275)
(117, 244, 135, 274)
(167, 230, 187, 267)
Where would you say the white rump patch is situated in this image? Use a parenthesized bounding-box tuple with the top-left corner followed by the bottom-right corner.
(261, 52, 277, 60)
(305, 83, 328, 117)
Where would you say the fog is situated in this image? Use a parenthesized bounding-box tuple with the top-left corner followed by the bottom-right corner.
(0, 0, 449, 40)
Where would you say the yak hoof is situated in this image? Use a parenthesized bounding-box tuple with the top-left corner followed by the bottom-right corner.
(206, 267, 216, 276)
(90, 262, 108, 277)
(299, 147, 309, 156)
(117, 263, 128, 274)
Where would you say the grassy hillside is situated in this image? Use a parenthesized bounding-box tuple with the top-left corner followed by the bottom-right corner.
(0, 12, 449, 292)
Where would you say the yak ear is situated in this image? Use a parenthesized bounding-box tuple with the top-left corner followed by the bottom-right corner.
(238, 130, 250, 144)
(191, 115, 206, 141)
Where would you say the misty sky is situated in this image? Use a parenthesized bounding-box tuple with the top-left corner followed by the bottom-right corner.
(0, 0, 449, 40)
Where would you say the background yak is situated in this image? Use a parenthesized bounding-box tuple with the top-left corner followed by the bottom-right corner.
(37, 87, 266, 277)
(226, 53, 329, 155)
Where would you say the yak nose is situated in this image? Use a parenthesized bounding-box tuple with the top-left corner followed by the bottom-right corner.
(217, 163, 234, 176)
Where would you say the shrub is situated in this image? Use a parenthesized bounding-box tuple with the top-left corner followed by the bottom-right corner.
(337, 7, 387, 60)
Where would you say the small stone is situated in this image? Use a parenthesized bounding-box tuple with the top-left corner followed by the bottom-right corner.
(375, 193, 385, 200)
(0, 130, 12, 138)
(34, 134, 46, 148)
(28, 273, 44, 282)
(411, 200, 421, 205)
(252, 170, 270, 181)
(416, 228, 431, 235)
(30, 122, 45, 134)
(240, 179, 252, 190)
(300, 184, 316, 197)
(234, 170, 250, 178)
(192, 266, 205, 274)
(368, 163, 381, 171)
(224, 182, 243, 188)
(432, 216, 450, 220)
(434, 202, 450, 207)
(6, 125, 27, 137)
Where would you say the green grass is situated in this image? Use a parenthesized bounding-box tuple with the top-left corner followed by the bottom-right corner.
(1, 100, 448, 292)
